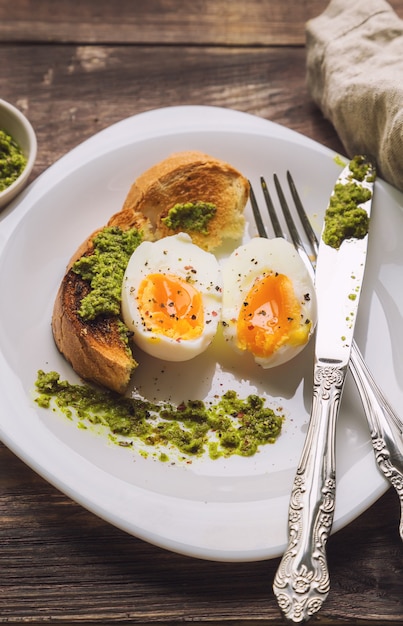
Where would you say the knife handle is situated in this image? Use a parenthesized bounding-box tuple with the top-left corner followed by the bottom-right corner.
(273, 361, 346, 623)
(349, 342, 403, 541)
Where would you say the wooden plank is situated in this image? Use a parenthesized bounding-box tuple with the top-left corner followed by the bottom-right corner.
(0, 0, 330, 45)
(0, 43, 345, 183)
(2, 0, 402, 46)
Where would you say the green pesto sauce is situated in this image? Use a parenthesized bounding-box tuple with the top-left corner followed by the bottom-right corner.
(322, 156, 374, 249)
(72, 226, 142, 321)
(333, 155, 347, 168)
(348, 154, 376, 183)
(161, 202, 217, 235)
(35, 371, 284, 460)
(0, 129, 27, 192)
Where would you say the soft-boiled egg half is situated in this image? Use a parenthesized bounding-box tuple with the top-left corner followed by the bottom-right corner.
(221, 237, 317, 368)
(121, 233, 222, 361)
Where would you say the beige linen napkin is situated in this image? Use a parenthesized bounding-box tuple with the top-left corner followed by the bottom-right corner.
(306, 0, 403, 191)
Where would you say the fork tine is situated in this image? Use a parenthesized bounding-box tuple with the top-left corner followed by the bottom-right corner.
(270, 175, 315, 281)
(286, 171, 319, 258)
(260, 177, 283, 238)
(249, 181, 268, 238)
(273, 174, 306, 249)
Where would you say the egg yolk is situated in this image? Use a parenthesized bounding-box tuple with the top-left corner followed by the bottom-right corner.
(237, 273, 310, 357)
(137, 273, 204, 340)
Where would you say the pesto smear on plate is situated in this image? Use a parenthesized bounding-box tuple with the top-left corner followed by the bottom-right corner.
(35, 371, 284, 461)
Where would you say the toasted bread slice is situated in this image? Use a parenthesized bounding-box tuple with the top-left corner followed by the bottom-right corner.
(120, 151, 249, 251)
(52, 216, 148, 395)
(52, 268, 136, 394)
(52, 151, 249, 393)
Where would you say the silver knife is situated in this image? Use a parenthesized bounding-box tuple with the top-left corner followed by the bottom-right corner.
(273, 157, 376, 623)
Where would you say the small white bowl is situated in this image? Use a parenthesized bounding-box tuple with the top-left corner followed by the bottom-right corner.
(0, 99, 37, 210)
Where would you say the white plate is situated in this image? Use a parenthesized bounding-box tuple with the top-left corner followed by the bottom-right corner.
(0, 106, 401, 563)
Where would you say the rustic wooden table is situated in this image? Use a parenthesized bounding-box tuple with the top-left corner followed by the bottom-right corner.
(0, 1, 402, 624)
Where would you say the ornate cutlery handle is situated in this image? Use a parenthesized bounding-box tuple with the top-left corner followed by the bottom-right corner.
(349, 342, 403, 540)
(273, 362, 346, 623)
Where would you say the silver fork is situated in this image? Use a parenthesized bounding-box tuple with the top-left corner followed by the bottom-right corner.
(250, 174, 403, 621)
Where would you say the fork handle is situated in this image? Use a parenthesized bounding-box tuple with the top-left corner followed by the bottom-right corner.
(349, 340, 403, 541)
(273, 361, 346, 623)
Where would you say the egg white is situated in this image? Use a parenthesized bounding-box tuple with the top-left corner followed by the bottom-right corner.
(221, 237, 317, 368)
(121, 233, 222, 361)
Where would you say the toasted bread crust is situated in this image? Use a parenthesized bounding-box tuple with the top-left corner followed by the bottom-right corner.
(52, 150, 249, 393)
(52, 269, 137, 394)
(121, 151, 249, 251)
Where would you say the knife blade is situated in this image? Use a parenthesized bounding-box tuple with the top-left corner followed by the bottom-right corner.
(273, 156, 376, 623)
